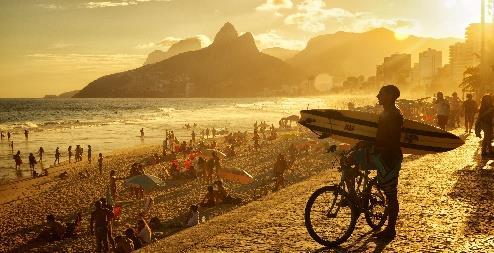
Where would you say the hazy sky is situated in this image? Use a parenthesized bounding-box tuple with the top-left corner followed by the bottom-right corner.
(0, 0, 486, 97)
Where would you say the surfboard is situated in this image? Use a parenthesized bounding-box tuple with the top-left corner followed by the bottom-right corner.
(298, 109, 464, 155)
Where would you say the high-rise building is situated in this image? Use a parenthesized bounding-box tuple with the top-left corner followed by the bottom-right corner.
(418, 48, 442, 85)
(465, 23, 494, 65)
(449, 42, 475, 84)
(377, 53, 411, 86)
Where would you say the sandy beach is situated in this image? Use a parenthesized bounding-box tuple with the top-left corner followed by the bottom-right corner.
(0, 129, 336, 252)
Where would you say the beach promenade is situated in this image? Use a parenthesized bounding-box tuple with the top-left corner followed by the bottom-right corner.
(144, 131, 494, 252)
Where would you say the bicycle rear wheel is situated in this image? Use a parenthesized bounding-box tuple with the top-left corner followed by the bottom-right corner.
(304, 185, 358, 247)
(364, 179, 388, 230)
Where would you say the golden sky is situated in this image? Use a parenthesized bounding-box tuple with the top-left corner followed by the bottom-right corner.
(0, 0, 486, 97)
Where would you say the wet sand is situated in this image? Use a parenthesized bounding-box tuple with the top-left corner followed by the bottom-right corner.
(0, 129, 336, 252)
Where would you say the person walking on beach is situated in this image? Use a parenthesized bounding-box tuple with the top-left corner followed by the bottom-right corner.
(10, 141, 14, 153)
(475, 95, 493, 157)
(434, 92, 450, 130)
(68, 146, 73, 163)
(24, 129, 29, 139)
(54, 147, 61, 165)
(98, 153, 104, 174)
(38, 147, 45, 162)
(463, 94, 477, 133)
(205, 128, 210, 139)
(212, 128, 216, 138)
(7, 132, 11, 141)
(140, 128, 144, 138)
(191, 130, 196, 143)
(109, 170, 125, 199)
(13, 150, 22, 170)
(273, 154, 288, 191)
(88, 145, 92, 164)
(449, 92, 461, 128)
(29, 153, 37, 175)
(90, 200, 113, 253)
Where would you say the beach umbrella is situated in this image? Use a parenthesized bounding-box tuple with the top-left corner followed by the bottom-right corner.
(124, 174, 164, 191)
(218, 167, 253, 185)
(199, 149, 227, 158)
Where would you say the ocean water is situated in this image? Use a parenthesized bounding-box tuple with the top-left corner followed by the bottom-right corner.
(0, 96, 375, 181)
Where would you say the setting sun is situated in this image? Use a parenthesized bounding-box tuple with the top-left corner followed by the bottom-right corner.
(394, 30, 410, 40)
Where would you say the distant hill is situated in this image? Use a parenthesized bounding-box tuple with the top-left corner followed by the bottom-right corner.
(144, 38, 202, 65)
(74, 23, 305, 98)
(287, 28, 461, 82)
(262, 47, 300, 61)
(44, 90, 79, 99)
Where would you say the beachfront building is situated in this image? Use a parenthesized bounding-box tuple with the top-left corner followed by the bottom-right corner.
(465, 23, 494, 66)
(376, 53, 412, 87)
(418, 48, 442, 86)
(449, 42, 475, 85)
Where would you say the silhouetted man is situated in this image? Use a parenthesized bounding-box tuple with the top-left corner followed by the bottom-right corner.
(373, 85, 403, 241)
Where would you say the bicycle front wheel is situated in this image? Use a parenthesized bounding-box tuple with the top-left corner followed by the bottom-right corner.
(304, 185, 358, 247)
(364, 179, 388, 230)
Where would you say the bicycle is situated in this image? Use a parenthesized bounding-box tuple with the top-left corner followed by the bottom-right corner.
(304, 142, 388, 247)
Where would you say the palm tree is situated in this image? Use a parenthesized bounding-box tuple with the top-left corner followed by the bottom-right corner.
(460, 66, 481, 93)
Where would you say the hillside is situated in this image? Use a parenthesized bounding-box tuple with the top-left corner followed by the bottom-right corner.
(287, 28, 461, 82)
(74, 23, 305, 98)
(261, 47, 300, 61)
(144, 38, 202, 65)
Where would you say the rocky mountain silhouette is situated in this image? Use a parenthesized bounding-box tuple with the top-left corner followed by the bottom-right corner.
(74, 23, 305, 98)
(287, 28, 460, 82)
(143, 37, 202, 65)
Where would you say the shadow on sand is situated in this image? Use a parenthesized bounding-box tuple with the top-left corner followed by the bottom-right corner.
(312, 231, 392, 253)
(449, 145, 494, 236)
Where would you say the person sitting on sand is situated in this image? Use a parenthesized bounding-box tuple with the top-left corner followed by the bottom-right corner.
(90, 200, 113, 253)
(114, 235, 134, 253)
(65, 212, 82, 238)
(273, 154, 288, 191)
(214, 180, 241, 204)
(136, 219, 152, 245)
(29, 153, 37, 175)
(199, 185, 216, 208)
(40, 214, 65, 242)
(59, 171, 69, 180)
(125, 228, 143, 250)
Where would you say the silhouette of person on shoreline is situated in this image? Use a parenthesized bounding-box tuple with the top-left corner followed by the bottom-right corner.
(24, 129, 29, 139)
(140, 128, 144, 138)
(54, 147, 61, 165)
(38, 147, 45, 162)
(98, 153, 103, 174)
(1, 131, 4, 140)
(88, 145, 92, 164)
(29, 153, 37, 176)
(14, 150, 22, 170)
(475, 95, 493, 157)
(68, 146, 73, 163)
(7, 132, 11, 141)
(10, 141, 14, 153)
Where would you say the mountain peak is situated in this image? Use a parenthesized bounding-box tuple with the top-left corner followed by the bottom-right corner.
(237, 32, 258, 53)
(213, 22, 239, 45)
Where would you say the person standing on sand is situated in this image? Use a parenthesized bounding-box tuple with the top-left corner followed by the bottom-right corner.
(29, 153, 37, 175)
(38, 147, 45, 162)
(191, 130, 196, 143)
(14, 150, 22, 169)
(205, 128, 210, 139)
(88, 145, 92, 163)
(109, 170, 125, 199)
(0, 131, 4, 140)
(449, 92, 461, 128)
(24, 129, 29, 139)
(90, 200, 113, 253)
(434, 92, 450, 130)
(212, 128, 216, 138)
(54, 147, 61, 165)
(10, 141, 14, 153)
(7, 131, 11, 141)
(140, 128, 144, 138)
(475, 95, 493, 157)
(68, 146, 73, 163)
(463, 94, 477, 133)
(273, 154, 288, 191)
(98, 153, 104, 174)
(371, 85, 404, 241)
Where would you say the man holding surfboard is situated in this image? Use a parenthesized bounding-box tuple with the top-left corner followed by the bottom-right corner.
(372, 85, 403, 241)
